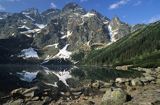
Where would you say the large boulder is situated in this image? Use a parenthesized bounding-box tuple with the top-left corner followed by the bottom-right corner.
(131, 78, 143, 86)
(101, 88, 127, 105)
(115, 78, 129, 84)
(156, 79, 160, 85)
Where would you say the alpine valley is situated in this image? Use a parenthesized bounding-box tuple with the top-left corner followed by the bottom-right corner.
(0, 2, 134, 65)
(0, 2, 160, 105)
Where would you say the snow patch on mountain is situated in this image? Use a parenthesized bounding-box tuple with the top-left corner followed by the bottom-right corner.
(61, 31, 72, 39)
(44, 43, 59, 49)
(11, 33, 15, 36)
(17, 71, 39, 82)
(53, 44, 72, 59)
(22, 12, 35, 21)
(18, 47, 39, 59)
(20, 28, 41, 35)
(35, 24, 47, 29)
(82, 12, 95, 18)
(44, 82, 58, 87)
(46, 11, 55, 15)
(18, 25, 30, 30)
(103, 21, 109, 24)
(108, 25, 117, 42)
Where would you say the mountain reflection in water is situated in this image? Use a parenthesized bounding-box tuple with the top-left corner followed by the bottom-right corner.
(0, 65, 141, 96)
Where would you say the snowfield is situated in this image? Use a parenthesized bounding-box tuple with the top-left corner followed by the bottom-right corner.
(18, 47, 39, 59)
(35, 24, 47, 29)
(82, 12, 95, 18)
(18, 25, 30, 30)
(44, 43, 59, 49)
(61, 31, 72, 39)
(53, 44, 72, 59)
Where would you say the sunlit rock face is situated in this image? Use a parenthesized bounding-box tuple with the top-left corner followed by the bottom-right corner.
(0, 2, 131, 64)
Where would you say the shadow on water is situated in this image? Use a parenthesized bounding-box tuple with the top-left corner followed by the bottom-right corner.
(71, 66, 142, 82)
(0, 64, 142, 97)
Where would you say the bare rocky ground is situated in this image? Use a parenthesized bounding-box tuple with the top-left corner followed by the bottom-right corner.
(1, 67, 160, 105)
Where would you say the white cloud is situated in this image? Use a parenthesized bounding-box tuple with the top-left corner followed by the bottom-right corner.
(148, 15, 160, 23)
(133, 0, 142, 6)
(0, 4, 5, 11)
(109, 0, 130, 10)
(50, 2, 57, 9)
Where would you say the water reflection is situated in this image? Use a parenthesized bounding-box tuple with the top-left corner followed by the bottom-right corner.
(0, 65, 141, 96)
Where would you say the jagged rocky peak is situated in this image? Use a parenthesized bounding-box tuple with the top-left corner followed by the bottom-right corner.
(0, 12, 12, 20)
(42, 8, 60, 15)
(22, 8, 39, 15)
(62, 2, 85, 13)
(42, 8, 61, 23)
(89, 9, 110, 23)
(0, 3, 133, 64)
(89, 9, 103, 18)
(110, 16, 121, 26)
(108, 16, 130, 42)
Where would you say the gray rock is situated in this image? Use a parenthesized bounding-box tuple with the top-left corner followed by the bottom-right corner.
(131, 78, 143, 86)
(101, 88, 127, 105)
(156, 79, 160, 85)
(115, 78, 129, 84)
(145, 76, 156, 82)
(3, 99, 23, 105)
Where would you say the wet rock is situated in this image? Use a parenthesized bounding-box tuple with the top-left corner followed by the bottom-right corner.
(101, 88, 127, 105)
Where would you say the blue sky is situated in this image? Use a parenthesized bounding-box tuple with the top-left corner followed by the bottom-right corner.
(0, 0, 159, 24)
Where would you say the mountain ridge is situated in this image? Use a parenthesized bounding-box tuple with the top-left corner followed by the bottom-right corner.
(0, 2, 146, 65)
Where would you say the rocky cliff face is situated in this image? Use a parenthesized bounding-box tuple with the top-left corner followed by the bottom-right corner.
(0, 2, 132, 64)
(108, 17, 130, 42)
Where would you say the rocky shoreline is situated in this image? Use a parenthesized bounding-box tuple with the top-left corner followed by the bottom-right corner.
(1, 67, 160, 105)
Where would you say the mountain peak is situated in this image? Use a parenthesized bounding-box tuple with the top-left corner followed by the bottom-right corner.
(63, 2, 80, 8)
(62, 2, 84, 12)
(42, 8, 60, 15)
(112, 16, 120, 22)
(22, 8, 39, 15)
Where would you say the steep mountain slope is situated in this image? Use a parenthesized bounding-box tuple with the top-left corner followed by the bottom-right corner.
(108, 17, 130, 42)
(84, 21, 160, 67)
(0, 2, 131, 64)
